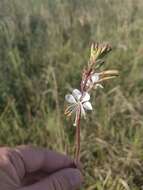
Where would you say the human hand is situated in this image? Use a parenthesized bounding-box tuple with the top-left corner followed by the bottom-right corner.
(0, 145, 82, 190)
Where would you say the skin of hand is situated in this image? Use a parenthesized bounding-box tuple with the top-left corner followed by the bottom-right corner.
(0, 145, 83, 190)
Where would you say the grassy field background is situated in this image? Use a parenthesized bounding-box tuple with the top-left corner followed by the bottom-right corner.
(0, 0, 143, 189)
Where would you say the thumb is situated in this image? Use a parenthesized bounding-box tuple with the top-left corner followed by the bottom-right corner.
(19, 168, 83, 190)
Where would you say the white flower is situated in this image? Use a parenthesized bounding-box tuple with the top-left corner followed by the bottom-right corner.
(83, 73, 104, 89)
(91, 73, 100, 83)
(83, 73, 100, 86)
(65, 89, 92, 126)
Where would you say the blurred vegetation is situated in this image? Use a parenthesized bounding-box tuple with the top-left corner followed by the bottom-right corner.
(0, 0, 143, 189)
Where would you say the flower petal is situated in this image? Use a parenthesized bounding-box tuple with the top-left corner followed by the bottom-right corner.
(65, 94, 76, 104)
(91, 73, 100, 83)
(82, 92, 90, 102)
(83, 101, 93, 110)
(72, 89, 82, 101)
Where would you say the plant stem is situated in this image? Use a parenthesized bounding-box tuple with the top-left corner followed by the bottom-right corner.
(75, 68, 92, 162)
(81, 68, 92, 92)
(75, 107, 81, 163)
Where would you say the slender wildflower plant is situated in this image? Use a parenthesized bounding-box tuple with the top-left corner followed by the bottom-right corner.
(65, 42, 119, 163)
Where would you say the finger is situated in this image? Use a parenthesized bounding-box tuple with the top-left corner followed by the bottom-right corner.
(15, 145, 76, 174)
(19, 168, 83, 190)
(22, 162, 82, 187)
(22, 161, 82, 186)
(22, 171, 49, 186)
(0, 147, 22, 189)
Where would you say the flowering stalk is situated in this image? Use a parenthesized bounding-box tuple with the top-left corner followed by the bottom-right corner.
(65, 42, 119, 162)
(75, 106, 81, 163)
